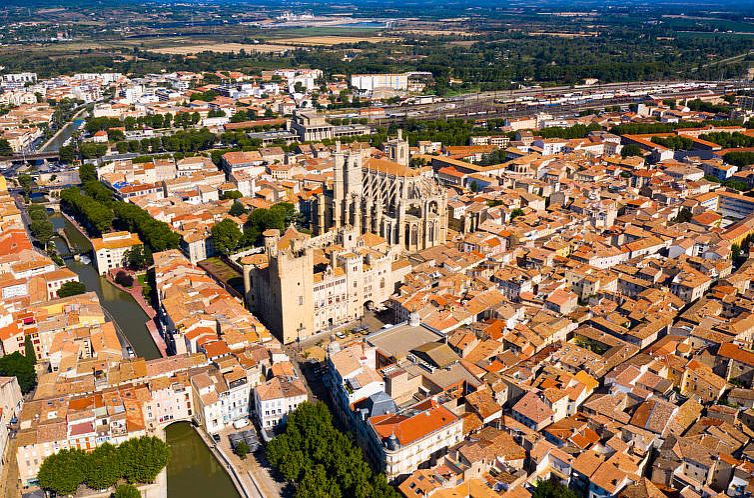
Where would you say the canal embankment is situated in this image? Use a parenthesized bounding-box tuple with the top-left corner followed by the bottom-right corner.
(104, 269, 168, 358)
(51, 212, 162, 359)
(39, 108, 87, 153)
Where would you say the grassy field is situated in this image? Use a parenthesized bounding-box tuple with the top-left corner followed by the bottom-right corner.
(5, 24, 396, 57)
(263, 26, 386, 38)
(137, 273, 152, 302)
(273, 35, 400, 46)
(393, 29, 477, 37)
(199, 257, 245, 296)
(150, 42, 292, 54)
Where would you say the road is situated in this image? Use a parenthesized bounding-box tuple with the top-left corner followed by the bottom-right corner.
(214, 426, 288, 498)
(12, 192, 42, 250)
(283, 308, 391, 403)
(0, 437, 20, 498)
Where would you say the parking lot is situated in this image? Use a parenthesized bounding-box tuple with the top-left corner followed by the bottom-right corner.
(214, 422, 288, 498)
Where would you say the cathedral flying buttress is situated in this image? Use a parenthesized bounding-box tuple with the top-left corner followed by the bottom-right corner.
(311, 135, 448, 253)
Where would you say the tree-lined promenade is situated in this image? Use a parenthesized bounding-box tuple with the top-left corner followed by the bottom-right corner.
(60, 165, 180, 258)
(37, 436, 170, 496)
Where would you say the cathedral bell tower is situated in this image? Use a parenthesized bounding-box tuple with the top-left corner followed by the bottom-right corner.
(386, 129, 409, 167)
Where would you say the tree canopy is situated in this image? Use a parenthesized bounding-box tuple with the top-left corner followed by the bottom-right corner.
(266, 401, 400, 498)
(37, 448, 89, 496)
(37, 436, 169, 495)
(229, 200, 247, 217)
(211, 219, 243, 255)
(79, 142, 109, 159)
(621, 144, 643, 158)
(671, 207, 693, 224)
(61, 175, 180, 253)
(221, 190, 243, 200)
(57, 281, 87, 298)
(113, 202, 181, 253)
(28, 204, 54, 248)
(538, 123, 601, 139)
(0, 138, 13, 156)
(125, 245, 150, 270)
(114, 484, 142, 498)
(699, 132, 754, 149)
(61, 187, 114, 235)
(79, 163, 98, 183)
(18, 174, 34, 196)
(651, 135, 693, 151)
(0, 351, 36, 394)
(724, 151, 754, 167)
(243, 202, 297, 246)
(510, 208, 525, 221)
(531, 480, 580, 498)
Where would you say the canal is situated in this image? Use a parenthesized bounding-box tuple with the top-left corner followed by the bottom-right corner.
(165, 423, 240, 498)
(51, 214, 238, 497)
(51, 214, 161, 359)
(40, 114, 85, 153)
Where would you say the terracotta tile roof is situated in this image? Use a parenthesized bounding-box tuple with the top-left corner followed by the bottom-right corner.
(718, 342, 754, 366)
(370, 400, 459, 446)
(364, 157, 421, 177)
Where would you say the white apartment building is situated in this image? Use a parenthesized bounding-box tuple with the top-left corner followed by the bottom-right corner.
(328, 343, 384, 408)
(1, 73, 37, 85)
(191, 367, 251, 434)
(91, 231, 143, 275)
(367, 399, 464, 481)
(253, 377, 308, 430)
(351, 73, 409, 93)
(0, 91, 37, 107)
(180, 231, 214, 265)
(144, 375, 194, 427)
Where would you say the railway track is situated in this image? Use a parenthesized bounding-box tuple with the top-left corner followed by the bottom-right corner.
(370, 82, 752, 125)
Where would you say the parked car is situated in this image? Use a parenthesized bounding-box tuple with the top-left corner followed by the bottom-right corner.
(233, 418, 250, 430)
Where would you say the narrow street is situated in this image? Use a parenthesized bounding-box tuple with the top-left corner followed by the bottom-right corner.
(1, 437, 20, 498)
(283, 308, 391, 401)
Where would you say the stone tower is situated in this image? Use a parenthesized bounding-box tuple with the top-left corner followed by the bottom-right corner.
(385, 129, 409, 167)
(244, 227, 314, 344)
(332, 144, 365, 231)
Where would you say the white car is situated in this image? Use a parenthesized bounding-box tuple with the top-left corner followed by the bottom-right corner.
(233, 418, 250, 430)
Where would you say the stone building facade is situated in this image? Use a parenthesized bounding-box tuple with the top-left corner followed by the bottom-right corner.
(243, 226, 410, 344)
(310, 142, 448, 253)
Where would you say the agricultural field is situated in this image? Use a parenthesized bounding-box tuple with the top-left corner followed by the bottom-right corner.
(149, 42, 292, 55)
(272, 35, 400, 46)
(393, 29, 478, 37)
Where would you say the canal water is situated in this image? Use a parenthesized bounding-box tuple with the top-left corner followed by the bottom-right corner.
(165, 423, 240, 498)
(50, 214, 161, 359)
(41, 117, 85, 152)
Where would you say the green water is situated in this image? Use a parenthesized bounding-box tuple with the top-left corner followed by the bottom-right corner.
(165, 423, 240, 498)
(51, 214, 161, 359)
